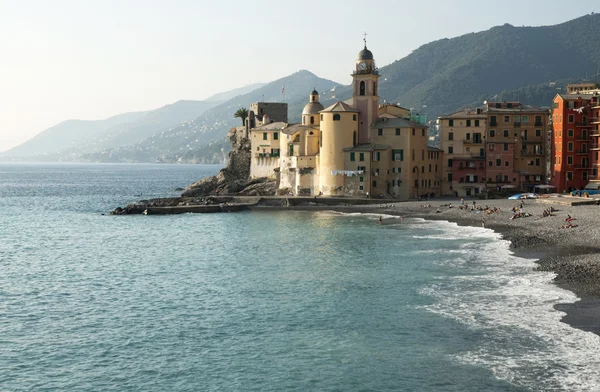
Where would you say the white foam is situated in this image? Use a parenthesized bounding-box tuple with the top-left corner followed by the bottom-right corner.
(419, 226, 600, 391)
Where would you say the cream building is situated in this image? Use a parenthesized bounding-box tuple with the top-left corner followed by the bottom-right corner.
(248, 42, 442, 199)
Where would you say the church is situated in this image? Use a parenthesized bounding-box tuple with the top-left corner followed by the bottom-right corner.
(248, 42, 442, 199)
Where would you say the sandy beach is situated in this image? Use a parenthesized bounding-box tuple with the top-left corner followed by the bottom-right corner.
(309, 197, 600, 335)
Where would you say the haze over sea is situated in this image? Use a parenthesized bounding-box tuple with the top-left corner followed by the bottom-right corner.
(1, 163, 600, 391)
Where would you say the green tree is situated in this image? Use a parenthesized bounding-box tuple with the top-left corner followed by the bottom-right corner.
(234, 107, 248, 125)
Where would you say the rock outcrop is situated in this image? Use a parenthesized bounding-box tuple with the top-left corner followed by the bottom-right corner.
(181, 127, 276, 197)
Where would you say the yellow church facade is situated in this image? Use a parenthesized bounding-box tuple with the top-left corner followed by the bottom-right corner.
(249, 44, 442, 199)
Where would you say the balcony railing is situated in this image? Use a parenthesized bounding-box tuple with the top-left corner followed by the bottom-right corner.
(534, 121, 543, 126)
(591, 144, 600, 150)
(490, 121, 497, 126)
(574, 164, 590, 169)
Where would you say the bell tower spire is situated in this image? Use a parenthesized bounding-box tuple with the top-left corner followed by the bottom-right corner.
(352, 36, 379, 144)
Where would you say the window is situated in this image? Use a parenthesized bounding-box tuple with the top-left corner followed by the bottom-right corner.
(496, 159, 501, 166)
(372, 180, 377, 187)
(583, 172, 588, 181)
(273, 132, 278, 140)
(320, 114, 323, 121)
(475, 119, 480, 127)
(568, 156, 573, 165)
(449, 132, 454, 140)
(490, 116, 497, 125)
(488, 161, 492, 166)
(568, 114, 574, 123)
(422, 150, 425, 160)
(448, 146, 454, 154)
(466, 133, 471, 140)
(359, 176, 364, 182)
(505, 161, 509, 167)
(359, 152, 365, 161)
(429, 164, 432, 172)
(507, 103, 513, 109)
(466, 119, 471, 127)
(412, 128, 415, 136)
(535, 115, 542, 125)
(412, 149, 415, 160)
(504, 116, 510, 123)
(447, 173, 452, 182)
(353, 114, 357, 121)
(568, 142, 573, 151)
(392, 149, 404, 161)
(359, 185, 364, 190)
(449, 119, 454, 126)
(567, 172, 573, 180)
(263, 132, 267, 140)
(490, 130, 495, 137)
(447, 159, 453, 168)
(568, 129, 574, 137)
(503, 130, 509, 137)
(536, 129, 541, 137)
(310, 116, 314, 125)
(373, 151, 380, 161)
(333, 114, 341, 121)
(422, 129, 425, 136)
(421, 166, 425, 173)
(522, 115, 529, 123)
(504, 143, 509, 151)
(378, 128, 383, 136)
(350, 152, 355, 161)
(396, 128, 400, 136)
(535, 158, 540, 166)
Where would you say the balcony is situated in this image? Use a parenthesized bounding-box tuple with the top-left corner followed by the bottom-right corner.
(521, 150, 544, 156)
(576, 122, 590, 127)
(592, 144, 600, 150)
(463, 139, 483, 145)
(576, 150, 589, 155)
(591, 117, 600, 124)
(574, 164, 590, 170)
(535, 121, 544, 126)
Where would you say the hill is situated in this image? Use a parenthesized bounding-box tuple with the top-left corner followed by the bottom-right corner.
(83, 70, 342, 163)
(375, 13, 600, 118)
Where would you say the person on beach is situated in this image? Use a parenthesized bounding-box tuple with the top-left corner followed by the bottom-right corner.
(378, 216, 382, 224)
(460, 198, 464, 205)
(482, 217, 485, 228)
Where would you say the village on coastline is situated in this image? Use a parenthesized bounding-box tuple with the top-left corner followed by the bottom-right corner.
(232, 42, 600, 201)
(113, 40, 600, 215)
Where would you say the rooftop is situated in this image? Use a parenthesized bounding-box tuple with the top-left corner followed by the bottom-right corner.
(321, 101, 359, 113)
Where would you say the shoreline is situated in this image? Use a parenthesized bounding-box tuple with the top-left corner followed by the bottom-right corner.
(255, 198, 600, 336)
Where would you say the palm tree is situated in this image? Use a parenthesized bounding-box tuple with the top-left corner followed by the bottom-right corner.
(234, 107, 248, 125)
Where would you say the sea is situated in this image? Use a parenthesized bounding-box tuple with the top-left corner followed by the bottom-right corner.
(1, 162, 599, 392)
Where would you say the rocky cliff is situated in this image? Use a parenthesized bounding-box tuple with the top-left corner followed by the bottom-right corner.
(181, 127, 277, 197)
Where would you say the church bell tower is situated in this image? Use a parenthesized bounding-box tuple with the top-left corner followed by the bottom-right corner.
(352, 34, 380, 144)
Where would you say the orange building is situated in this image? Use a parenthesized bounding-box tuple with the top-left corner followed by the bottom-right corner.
(551, 84, 600, 192)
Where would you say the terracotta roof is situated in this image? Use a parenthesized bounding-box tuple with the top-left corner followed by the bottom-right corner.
(372, 117, 427, 129)
(252, 121, 288, 130)
(321, 101, 359, 113)
(342, 143, 390, 152)
(280, 124, 317, 135)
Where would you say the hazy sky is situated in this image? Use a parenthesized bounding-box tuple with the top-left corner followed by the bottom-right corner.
(1, 0, 599, 152)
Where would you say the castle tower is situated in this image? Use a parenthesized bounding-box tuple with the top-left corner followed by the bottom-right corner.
(302, 89, 324, 126)
(318, 101, 359, 195)
(352, 39, 380, 144)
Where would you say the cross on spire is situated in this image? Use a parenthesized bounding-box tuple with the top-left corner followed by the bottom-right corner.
(363, 31, 368, 48)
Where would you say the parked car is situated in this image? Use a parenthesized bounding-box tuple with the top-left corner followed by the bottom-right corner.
(508, 193, 539, 200)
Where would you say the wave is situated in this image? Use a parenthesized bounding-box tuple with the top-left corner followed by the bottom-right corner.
(419, 225, 600, 391)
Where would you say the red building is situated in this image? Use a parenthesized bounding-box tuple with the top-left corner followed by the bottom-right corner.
(551, 84, 600, 192)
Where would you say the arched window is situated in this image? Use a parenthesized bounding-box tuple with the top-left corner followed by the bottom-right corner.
(353, 131, 357, 147)
(373, 82, 378, 96)
(302, 117, 305, 125)
(310, 116, 314, 125)
(359, 81, 366, 96)
(333, 114, 341, 121)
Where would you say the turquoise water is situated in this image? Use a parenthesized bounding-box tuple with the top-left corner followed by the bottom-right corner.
(1, 163, 599, 391)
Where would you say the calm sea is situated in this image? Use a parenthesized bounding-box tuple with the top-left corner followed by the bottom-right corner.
(1, 163, 599, 391)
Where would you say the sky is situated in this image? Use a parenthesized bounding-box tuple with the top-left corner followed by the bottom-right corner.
(1, 0, 600, 152)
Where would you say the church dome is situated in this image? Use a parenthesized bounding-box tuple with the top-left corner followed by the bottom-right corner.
(358, 46, 373, 60)
(311, 89, 319, 95)
(302, 101, 324, 115)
